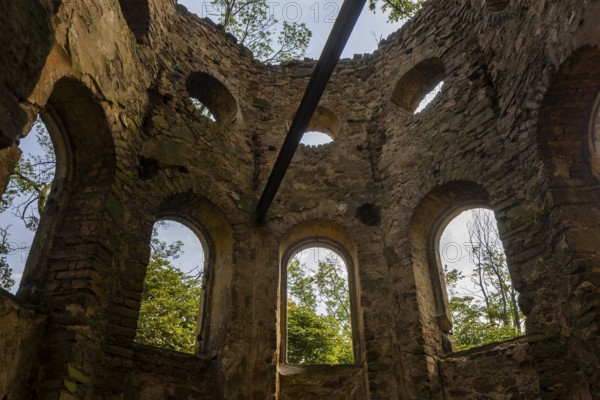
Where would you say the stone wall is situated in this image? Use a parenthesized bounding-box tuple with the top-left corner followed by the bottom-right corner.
(0, 0, 599, 398)
(0, 290, 45, 399)
(125, 344, 216, 399)
(438, 339, 540, 399)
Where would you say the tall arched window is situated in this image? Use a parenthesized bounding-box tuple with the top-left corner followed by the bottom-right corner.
(437, 208, 524, 351)
(135, 219, 207, 354)
(282, 241, 356, 364)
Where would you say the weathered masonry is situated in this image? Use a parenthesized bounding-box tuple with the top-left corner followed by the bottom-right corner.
(1, 0, 599, 398)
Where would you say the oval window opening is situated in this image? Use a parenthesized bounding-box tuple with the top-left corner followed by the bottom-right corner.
(438, 208, 524, 351)
(300, 131, 333, 146)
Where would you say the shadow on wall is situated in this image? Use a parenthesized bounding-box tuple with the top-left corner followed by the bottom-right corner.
(0, 0, 53, 147)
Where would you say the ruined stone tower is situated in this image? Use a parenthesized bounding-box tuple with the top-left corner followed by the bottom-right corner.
(1, 0, 599, 398)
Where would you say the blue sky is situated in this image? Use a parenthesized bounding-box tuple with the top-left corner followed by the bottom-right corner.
(179, 0, 404, 59)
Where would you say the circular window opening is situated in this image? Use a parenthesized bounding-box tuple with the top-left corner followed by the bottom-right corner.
(392, 58, 446, 115)
(438, 208, 524, 351)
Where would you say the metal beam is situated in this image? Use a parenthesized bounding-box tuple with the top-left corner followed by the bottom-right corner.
(255, 0, 366, 224)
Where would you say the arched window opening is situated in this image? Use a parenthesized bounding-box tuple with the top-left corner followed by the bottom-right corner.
(438, 208, 524, 351)
(119, 0, 150, 42)
(392, 58, 445, 115)
(298, 106, 341, 147)
(135, 220, 206, 354)
(588, 92, 600, 178)
(0, 117, 55, 293)
(285, 244, 354, 364)
(186, 72, 237, 124)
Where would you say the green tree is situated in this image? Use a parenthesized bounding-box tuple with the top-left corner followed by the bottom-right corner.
(0, 227, 15, 290)
(210, 0, 423, 63)
(210, 0, 312, 63)
(0, 118, 54, 291)
(135, 223, 203, 354)
(286, 254, 353, 364)
(135, 253, 201, 354)
(444, 209, 525, 351)
(369, 0, 424, 23)
(1, 119, 55, 231)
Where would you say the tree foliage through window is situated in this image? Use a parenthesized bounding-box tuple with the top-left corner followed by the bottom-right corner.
(0, 118, 55, 290)
(442, 209, 524, 351)
(135, 221, 204, 354)
(286, 250, 353, 364)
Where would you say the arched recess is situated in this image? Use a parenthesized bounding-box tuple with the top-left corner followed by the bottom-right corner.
(17, 77, 117, 302)
(278, 220, 365, 366)
(536, 45, 600, 395)
(408, 181, 493, 353)
(119, 0, 150, 42)
(391, 58, 446, 115)
(539, 46, 600, 187)
(143, 192, 234, 356)
(4, 77, 120, 398)
(186, 72, 238, 124)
